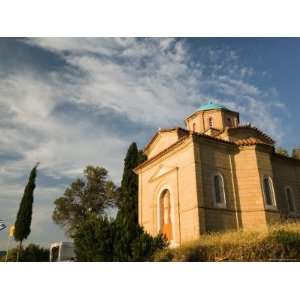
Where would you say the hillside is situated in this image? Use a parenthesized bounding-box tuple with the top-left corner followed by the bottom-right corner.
(154, 222, 300, 262)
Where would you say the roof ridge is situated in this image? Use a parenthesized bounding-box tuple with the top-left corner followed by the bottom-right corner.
(135, 134, 191, 172)
(229, 125, 275, 144)
(143, 127, 189, 152)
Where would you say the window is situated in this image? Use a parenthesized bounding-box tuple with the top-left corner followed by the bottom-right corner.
(262, 176, 276, 208)
(208, 117, 213, 128)
(213, 174, 226, 207)
(192, 123, 196, 132)
(227, 117, 232, 127)
(285, 186, 296, 213)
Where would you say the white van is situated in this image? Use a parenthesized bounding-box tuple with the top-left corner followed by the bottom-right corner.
(50, 242, 75, 262)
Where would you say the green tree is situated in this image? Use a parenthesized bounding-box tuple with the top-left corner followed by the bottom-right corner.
(113, 142, 162, 261)
(117, 142, 142, 222)
(73, 216, 167, 262)
(14, 163, 39, 260)
(292, 148, 300, 160)
(21, 244, 49, 262)
(70, 147, 166, 262)
(53, 166, 118, 235)
(114, 143, 142, 261)
(276, 147, 289, 157)
(73, 215, 115, 262)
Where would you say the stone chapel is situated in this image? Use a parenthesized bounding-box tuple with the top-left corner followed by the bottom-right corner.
(134, 103, 300, 246)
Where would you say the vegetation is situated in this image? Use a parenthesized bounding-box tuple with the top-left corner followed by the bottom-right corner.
(114, 142, 146, 261)
(71, 143, 167, 262)
(154, 223, 300, 262)
(292, 148, 300, 160)
(1, 243, 49, 262)
(14, 163, 39, 260)
(52, 165, 119, 235)
(73, 215, 115, 262)
(276, 147, 289, 157)
(117, 142, 144, 223)
(73, 215, 167, 262)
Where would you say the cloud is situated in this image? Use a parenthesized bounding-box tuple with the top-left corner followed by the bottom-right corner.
(0, 38, 287, 249)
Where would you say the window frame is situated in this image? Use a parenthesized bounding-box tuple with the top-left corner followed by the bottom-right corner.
(212, 173, 227, 208)
(262, 175, 277, 210)
(208, 116, 213, 128)
(285, 186, 297, 214)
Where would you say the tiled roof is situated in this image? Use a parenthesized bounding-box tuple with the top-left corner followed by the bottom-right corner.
(137, 125, 276, 171)
(136, 129, 237, 171)
(235, 137, 268, 146)
(228, 125, 275, 144)
(192, 131, 235, 145)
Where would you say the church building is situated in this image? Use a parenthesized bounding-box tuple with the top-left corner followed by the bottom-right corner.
(134, 103, 300, 246)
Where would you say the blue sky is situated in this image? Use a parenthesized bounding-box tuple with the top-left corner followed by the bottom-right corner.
(0, 37, 299, 250)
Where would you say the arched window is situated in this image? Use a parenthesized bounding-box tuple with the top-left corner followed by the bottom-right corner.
(285, 186, 296, 213)
(227, 117, 232, 127)
(192, 123, 196, 132)
(262, 176, 276, 208)
(159, 189, 173, 241)
(212, 174, 226, 207)
(208, 117, 213, 128)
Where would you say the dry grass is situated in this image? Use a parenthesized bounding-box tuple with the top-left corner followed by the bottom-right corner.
(154, 222, 300, 262)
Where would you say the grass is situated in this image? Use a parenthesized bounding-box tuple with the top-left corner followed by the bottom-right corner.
(154, 222, 300, 262)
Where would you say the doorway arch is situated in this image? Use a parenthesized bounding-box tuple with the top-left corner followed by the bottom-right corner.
(157, 187, 175, 243)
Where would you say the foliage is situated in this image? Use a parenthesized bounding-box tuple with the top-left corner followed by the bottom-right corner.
(68, 143, 167, 261)
(276, 147, 289, 157)
(131, 228, 167, 262)
(73, 215, 167, 262)
(2, 243, 49, 262)
(114, 142, 149, 261)
(14, 164, 39, 243)
(154, 223, 300, 262)
(72, 143, 166, 262)
(292, 148, 300, 160)
(73, 215, 115, 262)
(52, 166, 119, 235)
(117, 142, 146, 222)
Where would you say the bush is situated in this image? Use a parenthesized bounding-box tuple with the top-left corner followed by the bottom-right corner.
(154, 223, 300, 262)
(73, 215, 115, 262)
(131, 227, 167, 262)
(1, 243, 49, 262)
(73, 215, 167, 262)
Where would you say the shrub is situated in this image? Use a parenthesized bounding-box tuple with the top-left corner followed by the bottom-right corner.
(73, 215, 115, 262)
(154, 223, 300, 262)
(73, 215, 167, 262)
(1, 243, 49, 262)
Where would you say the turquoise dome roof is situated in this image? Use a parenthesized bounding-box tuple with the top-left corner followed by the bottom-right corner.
(198, 102, 228, 111)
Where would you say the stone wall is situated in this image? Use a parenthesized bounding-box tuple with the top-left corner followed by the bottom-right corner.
(138, 137, 200, 245)
(137, 130, 300, 246)
(194, 136, 239, 232)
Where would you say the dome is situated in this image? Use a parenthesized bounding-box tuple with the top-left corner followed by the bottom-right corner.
(197, 102, 228, 111)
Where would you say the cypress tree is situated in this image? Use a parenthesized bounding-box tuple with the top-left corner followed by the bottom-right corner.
(114, 143, 147, 261)
(118, 142, 139, 222)
(14, 163, 39, 260)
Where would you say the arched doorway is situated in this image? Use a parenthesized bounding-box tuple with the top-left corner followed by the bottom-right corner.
(159, 189, 173, 241)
